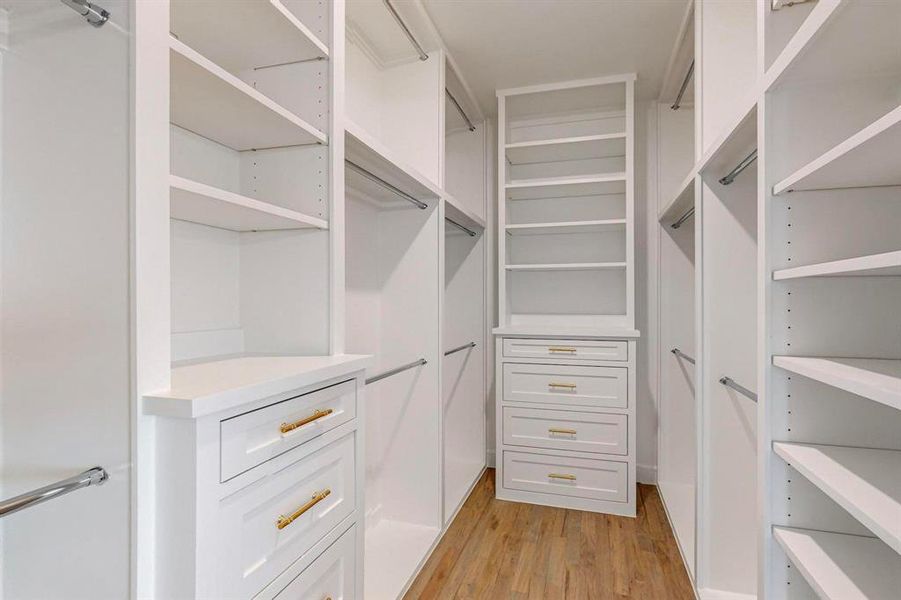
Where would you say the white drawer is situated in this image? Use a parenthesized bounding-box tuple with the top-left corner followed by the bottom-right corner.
(220, 379, 355, 481)
(503, 406, 627, 455)
(503, 450, 628, 503)
(503, 338, 627, 361)
(273, 525, 356, 600)
(219, 433, 356, 598)
(503, 363, 627, 409)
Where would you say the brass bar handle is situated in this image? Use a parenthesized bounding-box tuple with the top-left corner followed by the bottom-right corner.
(548, 427, 577, 435)
(280, 408, 333, 434)
(548, 346, 576, 353)
(548, 473, 577, 481)
(548, 382, 576, 389)
(276, 489, 331, 530)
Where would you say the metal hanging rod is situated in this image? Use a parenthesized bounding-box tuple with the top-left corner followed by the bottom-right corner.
(60, 0, 109, 27)
(1, 467, 108, 520)
(345, 160, 428, 210)
(366, 358, 428, 385)
(446, 217, 476, 237)
(445, 342, 476, 356)
(254, 57, 326, 71)
(719, 377, 758, 403)
(719, 149, 758, 186)
(771, 0, 815, 10)
(446, 89, 476, 132)
(671, 59, 694, 110)
(671, 348, 696, 365)
(383, 0, 429, 61)
(671, 206, 695, 229)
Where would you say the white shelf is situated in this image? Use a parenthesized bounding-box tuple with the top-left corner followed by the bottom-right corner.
(698, 97, 758, 181)
(143, 354, 372, 418)
(764, 0, 846, 90)
(658, 172, 695, 226)
(773, 250, 901, 280)
(773, 526, 900, 600)
(506, 219, 626, 235)
(505, 133, 626, 165)
(505, 262, 627, 272)
(773, 356, 901, 411)
(445, 192, 486, 232)
(169, 37, 327, 152)
(345, 120, 441, 207)
(170, 175, 327, 232)
(170, 0, 328, 73)
(773, 442, 901, 553)
(774, 105, 901, 194)
(505, 174, 627, 200)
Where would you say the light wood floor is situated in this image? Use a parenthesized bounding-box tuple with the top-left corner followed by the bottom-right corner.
(404, 469, 694, 599)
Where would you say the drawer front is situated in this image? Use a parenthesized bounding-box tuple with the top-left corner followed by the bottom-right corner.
(503, 363, 628, 409)
(503, 406, 627, 455)
(220, 433, 356, 597)
(503, 338, 628, 361)
(503, 450, 628, 502)
(220, 379, 356, 481)
(273, 525, 356, 600)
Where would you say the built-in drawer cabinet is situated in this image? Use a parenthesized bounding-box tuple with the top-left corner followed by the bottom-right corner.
(272, 525, 356, 600)
(218, 432, 356, 598)
(503, 338, 628, 361)
(503, 406, 627, 455)
(503, 450, 628, 503)
(220, 379, 356, 481)
(503, 362, 627, 409)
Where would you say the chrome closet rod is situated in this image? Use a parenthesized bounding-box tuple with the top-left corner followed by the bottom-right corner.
(0, 467, 108, 519)
(444, 342, 476, 356)
(719, 149, 758, 185)
(345, 160, 428, 209)
(671, 347, 696, 365)
(671, 206, 695, 229)
(60, 0, 109, 27)
(446, 89, 476, 132)
(671, 59, 694, 110)
(383, 0, 429, 61)
(366, 358, 428, 385)
(719, 377, 758, 403)
(446, 217, 476, 237)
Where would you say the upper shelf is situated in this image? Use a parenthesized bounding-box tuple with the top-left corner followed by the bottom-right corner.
(773, 250, 901, 280)
(170, 0, 328, 73)
(505, 133, 626, 165)
(773, 356, 901, 411)
(505, 174, 627, 200)
(773, 526, 900, 600)
(506, 219, 626, 236)
(773, 105, 901, 194)
(505, 262, 627, 272)
(773, 442, 901, 554)
(170, 175, 328, 232)
(170, 37, 327, 151)
(658, 172, 694, 226)
(445, 193, 486, 232)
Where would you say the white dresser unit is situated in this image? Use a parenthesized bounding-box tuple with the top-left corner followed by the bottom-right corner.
(494, 75, 640, 517)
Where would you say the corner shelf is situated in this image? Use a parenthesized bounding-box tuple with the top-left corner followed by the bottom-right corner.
(773, 526, 899, 600)
(170, 0, 328, 73)
(170, 175, 328, 232)
(505, 133, 626, 165)
(773, 356, 901, 411)
(506, 219, 626, 235)
(170, 36, 327, 152)
(773, 250, 901, 280)
(505, 262, 627, 272)
(773, 442, 901, 553)
(505, 174, 627, 200)
(773, 105, 901, 194)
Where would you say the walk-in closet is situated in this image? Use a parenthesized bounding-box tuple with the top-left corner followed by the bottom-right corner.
(1, 1, 897, 599)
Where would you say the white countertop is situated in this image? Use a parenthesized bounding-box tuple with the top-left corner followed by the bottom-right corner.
(491, 324, 641, 339)
(144, 354, 373, 418)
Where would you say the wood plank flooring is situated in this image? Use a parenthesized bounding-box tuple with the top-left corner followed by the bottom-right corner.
(404, 469, 694, 599)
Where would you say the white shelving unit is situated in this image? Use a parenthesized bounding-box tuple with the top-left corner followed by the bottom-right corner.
(772, 356, 901, 411)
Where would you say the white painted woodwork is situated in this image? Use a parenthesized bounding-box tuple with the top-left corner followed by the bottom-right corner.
(772, 250, 901, 280)
(502, 450, 629, 503)
(503, 363, 628, 410)
(503, 338, 628, 361)
(773, 356, 901, 411)
(270, 525, 356, 600)
(503, 407, 628, 456)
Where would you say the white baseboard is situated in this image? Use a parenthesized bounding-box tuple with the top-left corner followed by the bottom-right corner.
(486, 449, 496, 468)
(637, 463, 657, 484)
(699, 588, 757, 600)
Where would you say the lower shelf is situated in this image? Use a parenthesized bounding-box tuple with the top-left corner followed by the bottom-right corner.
(364, 519, 439, 600)
(774, 526, 900, 600)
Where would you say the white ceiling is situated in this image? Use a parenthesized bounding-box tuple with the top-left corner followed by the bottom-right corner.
(421, 0, 690, 116)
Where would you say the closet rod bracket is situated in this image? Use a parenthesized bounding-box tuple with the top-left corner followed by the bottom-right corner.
(60, 0, 109, 27)
(719, 149, 757, 186)
(719, 376, 758, 402)
(671, 348, 696, 365)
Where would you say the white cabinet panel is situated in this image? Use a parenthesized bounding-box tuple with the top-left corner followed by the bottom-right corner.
(503, 406, 627, 455)
(273, 525, 356, 600)
(503, 337, 628, 361)
(502, 450, 628, 503)
(503, 363, 628, 409)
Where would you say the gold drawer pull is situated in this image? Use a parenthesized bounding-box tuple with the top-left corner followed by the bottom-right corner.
(280, 408, 333, 434)
(276, 489, 331, 530)
(548, 473, 577, 481)
(548, 382, 576, 389)
(548, 346, 576, 353)
(548, 427, 577, 435)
